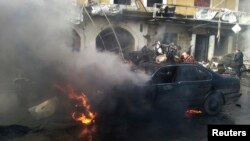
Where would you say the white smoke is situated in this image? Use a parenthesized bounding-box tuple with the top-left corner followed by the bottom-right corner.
(238, 0, 250, 59)
(155, 24, 166, 42)
(0, 0, 149, 126)
(241, 29, 250, 59)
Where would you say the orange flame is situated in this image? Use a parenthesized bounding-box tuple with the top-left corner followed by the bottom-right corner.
(185, 108, 203, 117)
(54, 84, 96, 141)
(70, 91, 96, 126)
(72, 113, 92, 125)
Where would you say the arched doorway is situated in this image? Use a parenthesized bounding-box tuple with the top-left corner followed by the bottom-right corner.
(96, 27, 135, 54)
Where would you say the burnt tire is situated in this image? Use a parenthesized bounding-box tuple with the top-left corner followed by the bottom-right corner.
(204, 93, 223, 116)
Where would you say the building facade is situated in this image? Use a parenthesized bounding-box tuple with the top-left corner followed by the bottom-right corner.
(73, 0, 249, 61)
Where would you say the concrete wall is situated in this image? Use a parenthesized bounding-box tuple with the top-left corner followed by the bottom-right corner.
(77, 0, 88, 5)
(73, 26, 85, 49)
(174, 0, 196, 16)
(211, 0, 237, 10)
(147, 23, 191, 52)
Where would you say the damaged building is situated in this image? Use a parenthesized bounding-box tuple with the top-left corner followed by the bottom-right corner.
(1, 1, 250, 141)
(72, 0, 250, 62)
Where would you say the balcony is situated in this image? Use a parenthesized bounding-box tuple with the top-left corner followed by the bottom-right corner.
(152, 3, 250, 26)
(84, 2, 250, 26)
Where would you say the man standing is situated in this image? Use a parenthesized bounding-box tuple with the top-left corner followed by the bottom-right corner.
(234, 48, 244, 78)
(180, 52, 196, 63)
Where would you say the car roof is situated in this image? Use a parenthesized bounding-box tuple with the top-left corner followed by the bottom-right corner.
(159, 63, 200, 67)
(141, 62, 213, 76)
(153, 63, 216, 73)
(157, 63, 221, 76)
(149, 63, 199, 74)
(150, 63, 220, 77)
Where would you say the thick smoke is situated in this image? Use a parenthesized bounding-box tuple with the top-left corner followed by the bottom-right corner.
(239, 0, 250, 13)
(239, 1, 250, 58)
(155, 24, 166, 42)
(240, 29, 250, 59)
(0, 0, 149, 128)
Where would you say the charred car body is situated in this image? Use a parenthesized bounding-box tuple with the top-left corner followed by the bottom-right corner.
(144, 63, 241, 116)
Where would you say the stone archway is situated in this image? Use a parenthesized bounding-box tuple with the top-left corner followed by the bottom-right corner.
(96, 27, 135, 54)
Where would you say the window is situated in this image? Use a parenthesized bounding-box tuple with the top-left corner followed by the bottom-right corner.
(147, 0, 163, 7)
(114, 0, 131, 5)
(152, 66, 177, 84)
(176, 66, 211, 82)
(194, 0, 210, 7)
(195, 67, 212, 80)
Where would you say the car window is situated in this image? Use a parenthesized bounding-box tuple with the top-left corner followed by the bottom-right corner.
(176, 66, 212, 82)
(152, 66, 177, 84)
(195, 67, 212, 80)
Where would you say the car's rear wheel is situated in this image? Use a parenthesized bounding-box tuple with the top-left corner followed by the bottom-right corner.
(204, 93, 223, 116)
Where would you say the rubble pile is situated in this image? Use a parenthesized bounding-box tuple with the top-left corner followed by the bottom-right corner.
(123, 43, 189, 73)
(208, 53, 250, 76)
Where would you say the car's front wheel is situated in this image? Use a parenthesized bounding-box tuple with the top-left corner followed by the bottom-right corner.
(204, 93, 223, 116)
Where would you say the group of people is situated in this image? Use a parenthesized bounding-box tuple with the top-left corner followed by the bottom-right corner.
(178, 48, 245, 79)
(179, 52, 196, 63)
(154, 41, 244, 79)
(154, 41, 244, 78)
(180, 48, 244, 79)
(154, 41, 196, 64)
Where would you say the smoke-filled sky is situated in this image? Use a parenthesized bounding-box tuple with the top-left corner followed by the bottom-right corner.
(241, 29, 250, 59)
(0, 0, 149, 127)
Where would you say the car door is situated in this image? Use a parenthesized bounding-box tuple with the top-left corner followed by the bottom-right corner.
(150, 66, 179, 108)
(175, 65, 213, 107)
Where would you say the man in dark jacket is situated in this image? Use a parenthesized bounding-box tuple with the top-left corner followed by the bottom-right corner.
(234, 48, 244, 78)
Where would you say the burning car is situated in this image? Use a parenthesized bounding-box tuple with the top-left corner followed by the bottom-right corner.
(145, 63, 241, 116)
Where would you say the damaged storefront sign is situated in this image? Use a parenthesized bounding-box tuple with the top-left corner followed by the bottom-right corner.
(195, 8, 218, 20)
(220, 9, 237, 23)
(28, 97, 58, 120)
(91, 4, 121, 16)
(195, 8, 237, 23)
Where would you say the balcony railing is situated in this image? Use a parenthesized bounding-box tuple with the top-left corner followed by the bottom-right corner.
(152, 3, 250, 25)
(82, 2, 250, 25)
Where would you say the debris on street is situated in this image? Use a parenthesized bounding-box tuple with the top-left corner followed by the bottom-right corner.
(28, 97, 58, 120)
